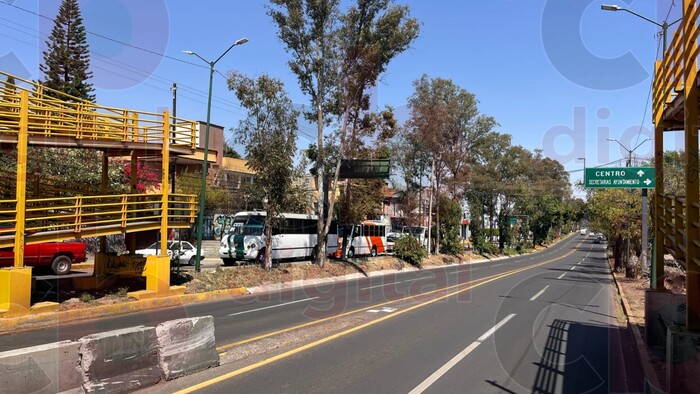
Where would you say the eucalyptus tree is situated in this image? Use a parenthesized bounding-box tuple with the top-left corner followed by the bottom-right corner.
(406, 75, 495, 254)
(268, 0, 418, 266)
(228, 72, 299, 270)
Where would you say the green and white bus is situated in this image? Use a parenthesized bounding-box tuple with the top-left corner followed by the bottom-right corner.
(219, 211, 337, 266)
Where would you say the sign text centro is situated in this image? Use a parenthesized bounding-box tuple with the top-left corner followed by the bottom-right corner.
(584, 167, 656, 189)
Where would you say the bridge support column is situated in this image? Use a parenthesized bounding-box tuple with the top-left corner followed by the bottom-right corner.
(127, 255, 184, 300)
(2, 91, 32, 317)
(683, 0, 700, 332)
(0, 268, 32, 317)
(653, 123, 665, 290)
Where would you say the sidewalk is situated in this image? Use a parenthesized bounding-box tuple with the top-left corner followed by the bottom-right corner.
(608, 260, 664, 392)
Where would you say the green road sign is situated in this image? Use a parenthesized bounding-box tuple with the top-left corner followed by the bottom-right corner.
(508, 217, 517, 226)
(584, 167, 656, 188)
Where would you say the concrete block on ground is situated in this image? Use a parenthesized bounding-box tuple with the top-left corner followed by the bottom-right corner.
(156, 315, 219, 380)
(79, 325, 161, 393)
(666, 327, 700, 394)
(645, 290, 686, 349)
(0, 340, 82, 394)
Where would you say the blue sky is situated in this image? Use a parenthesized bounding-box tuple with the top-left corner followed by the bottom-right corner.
(0, 0, 685, 196)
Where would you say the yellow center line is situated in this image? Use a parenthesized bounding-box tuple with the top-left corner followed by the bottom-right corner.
(178, 239, 582, 394)
(218, 267, 506, 351)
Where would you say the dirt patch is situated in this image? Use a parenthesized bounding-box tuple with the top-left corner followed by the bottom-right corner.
(615, 275, 646, 325)
(184, 252, 490, 294)
(38, 243, 536, 311)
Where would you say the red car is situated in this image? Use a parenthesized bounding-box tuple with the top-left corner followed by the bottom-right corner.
(0, 242, 87, 275)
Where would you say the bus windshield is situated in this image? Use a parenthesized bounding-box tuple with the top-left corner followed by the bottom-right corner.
(242, 225, 263, 236)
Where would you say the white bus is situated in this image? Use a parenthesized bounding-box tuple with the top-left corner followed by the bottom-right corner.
(219, 211, 336, 266)
(335, 219, 390, 258)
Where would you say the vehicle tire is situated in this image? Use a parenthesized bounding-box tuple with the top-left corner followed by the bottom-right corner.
(346, 247, 355, 259)
(222, 258, 236, 266)
(370, 246, 377, 257)
(310, 247, 318, 262)
(256, 249, 266, 267)
(188, 256, 196, 266)
(51, 255, 72, 276)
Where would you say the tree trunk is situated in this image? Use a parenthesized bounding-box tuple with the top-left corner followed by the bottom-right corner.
(264, 216, 273, 271)
(613, 234, 624, 273)
(314, 63, 326, 268)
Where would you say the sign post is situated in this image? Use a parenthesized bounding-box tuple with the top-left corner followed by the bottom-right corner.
(584, 167, 656, 189)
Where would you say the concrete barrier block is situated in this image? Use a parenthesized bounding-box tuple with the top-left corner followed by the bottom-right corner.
(79, 325, 160, 393)
(0, 340, 82, 394)
(156, 315, 219, 380)
(666, 327, 700, 394)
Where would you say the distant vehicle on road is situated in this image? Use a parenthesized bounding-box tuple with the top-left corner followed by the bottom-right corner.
(0, 242, 87, 275)
(136, 240, 201, 265)
(580, 228, 587, 235)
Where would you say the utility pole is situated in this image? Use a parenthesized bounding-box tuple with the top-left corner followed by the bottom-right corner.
(171, 82, 177, 194)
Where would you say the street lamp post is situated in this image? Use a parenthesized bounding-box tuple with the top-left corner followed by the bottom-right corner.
(601, 4, 682, 54)
(602, 4, 681, 288)
(607, 137, 652, 275)
(183, 37, 248, 273)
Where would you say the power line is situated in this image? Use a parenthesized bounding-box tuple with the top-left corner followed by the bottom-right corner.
(0, 20, 319, 142)
(567, 158, 628, 173)
(1, 1, 207, 69)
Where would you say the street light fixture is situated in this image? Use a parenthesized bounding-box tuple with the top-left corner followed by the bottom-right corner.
(601, 4, 681, 52)
(607, 137, 652, 166)
(577, 157, 586, 186)
(183, 37, 249, 273)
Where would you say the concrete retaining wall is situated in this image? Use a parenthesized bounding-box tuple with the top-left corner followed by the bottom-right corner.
(0, 316, 218, 394)
(0, 340, 82, 394)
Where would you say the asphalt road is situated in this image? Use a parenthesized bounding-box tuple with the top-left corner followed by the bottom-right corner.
(0, 235, 574, 350)
(0, 234, 643, 393)
(152, 234, 642, 394)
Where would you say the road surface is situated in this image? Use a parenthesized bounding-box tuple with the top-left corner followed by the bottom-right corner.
(0, 235, 642, 393)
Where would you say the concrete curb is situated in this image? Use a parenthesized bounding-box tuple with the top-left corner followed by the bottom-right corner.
(5, 234, 576, 332)
(0, 288, 247, 334)
(607, 257, 663, 392)
(246, 241, 564, 295)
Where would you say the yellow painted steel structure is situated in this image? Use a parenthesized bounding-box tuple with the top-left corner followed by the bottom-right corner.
(652, 0, 700, 330)
(0, 71, 198, 315)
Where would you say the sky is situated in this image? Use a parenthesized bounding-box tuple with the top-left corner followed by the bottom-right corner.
(0, 0, 686, 198)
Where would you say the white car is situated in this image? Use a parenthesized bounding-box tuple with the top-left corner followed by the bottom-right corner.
(135, 240, 202, 265)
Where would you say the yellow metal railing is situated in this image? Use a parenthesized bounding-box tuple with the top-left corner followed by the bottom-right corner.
(0, 193, 196, 248)
(0, 71, 197, 149)
(658, 193, 700, 267)
(652, 2, 700, 124)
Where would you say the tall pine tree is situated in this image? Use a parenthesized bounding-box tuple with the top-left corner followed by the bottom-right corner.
(40, 0, 95, 102)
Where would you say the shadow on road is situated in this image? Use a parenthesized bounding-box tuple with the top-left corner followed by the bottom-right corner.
(530, 319, 643, 394)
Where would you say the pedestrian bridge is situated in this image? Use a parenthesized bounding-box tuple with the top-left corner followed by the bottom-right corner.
(0, 70, 197, 254)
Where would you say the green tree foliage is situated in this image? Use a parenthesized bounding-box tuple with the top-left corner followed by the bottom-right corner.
(394, 234, 427, 267)
(406, 75, 495, 254)
(587, 188, 640, 274)
(438, 195, 464, 255)
(338, 179, 385, 224)
(223, 140, 242, 159)
(40, 0, 95, 102)
(175, 169, 231, 215)
(228, 72, 299, 270)
(268, 0, 418, 267)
